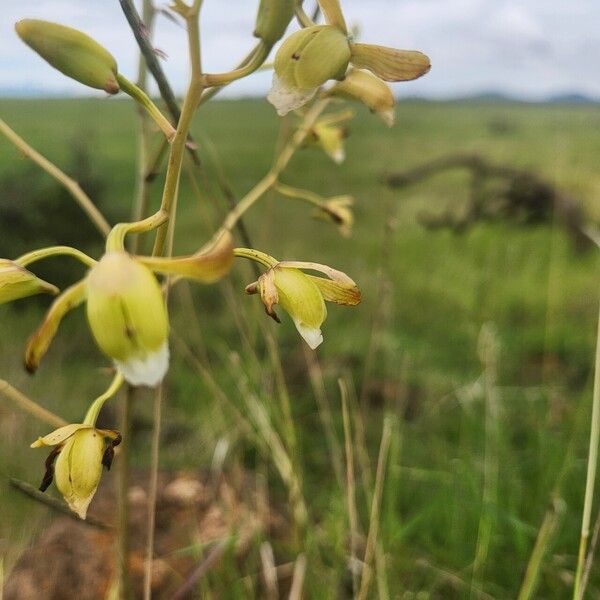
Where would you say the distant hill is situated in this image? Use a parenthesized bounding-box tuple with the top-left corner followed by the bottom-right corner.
(546, 92, 598, 104)
(1, 86, 599, 104)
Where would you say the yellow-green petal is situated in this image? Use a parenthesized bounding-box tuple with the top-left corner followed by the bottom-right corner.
(25, 279, 86, 373)
(349, 43, 430, 82)
(0, 259, 58, 305)
(137, 230, 234, 283)
(30, 423, 90, 448)
(273, 267, 326, 349)
(54, 428, 105, 519)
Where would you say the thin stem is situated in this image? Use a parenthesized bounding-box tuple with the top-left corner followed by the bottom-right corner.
(83, 372, 125, 426)
(116, 6, 156, 595)
(202, 43, 269, 87)
(573, 298, 600, 599)
(220, 99, 330, 232)
(517, 498, 566, 600)
(0, 118, 110, 236)
(116, 74, 176, 142)
(198, 42, 266, 106)
(274, 181, 325, 208)
(151, 10, 204, 257)
(0, 379, 66, 427)
(233, 248, 278, 269)
(15, 246, 96, 268)
(295, 3, 316, 27)
(130, 0, 155, 251)
(143, 384, 163, 600)
(118, 385, 134, 600)
(143, 5, 204, 599)
(357, 416, 393, 600)
(339, 378, 360, 597)
(105, 211, 168, 253)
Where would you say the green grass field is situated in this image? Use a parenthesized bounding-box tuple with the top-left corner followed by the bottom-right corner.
(0, 97, 599, 598)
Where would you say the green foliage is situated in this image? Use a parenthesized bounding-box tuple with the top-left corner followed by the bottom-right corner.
(0, 98, 598, 597)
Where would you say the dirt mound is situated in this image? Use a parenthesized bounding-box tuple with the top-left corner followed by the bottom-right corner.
(4, 470, 277, 599)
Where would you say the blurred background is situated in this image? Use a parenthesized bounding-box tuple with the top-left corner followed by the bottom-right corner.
(1, 1, 600, 598)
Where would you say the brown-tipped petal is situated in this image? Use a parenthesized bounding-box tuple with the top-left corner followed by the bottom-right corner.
(349, 43, 431, 82)
(257, 269, 281, 322)
(39, 445, 62, 492)
(245, 282, 259, 295)
(31, 423, 91, 448)
(25, 279, 87, 374)
(138, 230, 234, 283)
(279, 260, 361, 306)
(315, 196, 354, 237)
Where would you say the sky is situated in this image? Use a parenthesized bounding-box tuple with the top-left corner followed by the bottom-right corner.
(0, 0, 598, 100)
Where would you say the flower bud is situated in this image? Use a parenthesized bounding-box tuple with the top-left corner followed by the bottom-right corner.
(32, 424, 120, 519)
(315, 196, 354, 237)
(0, 259, 58, 304)
(269, 25, 351, 115)
(54, 428, 104, 519)
(310, 122, 347, 164)
(329, 69, 396, 126)
(86, 252, 169, 387)
(262, 267, 327, 349)
(244, 254, 361, 349)
(15, 19, 119, 94)
(253, 0, 295, 46)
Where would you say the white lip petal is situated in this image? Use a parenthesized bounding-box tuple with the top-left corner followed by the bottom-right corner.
(67, 493, 95, 520)
(331, 147, 345, 164)
(294, 320, 324, 350)
(379, 108, 395, 127)
(267, 74, 318, 116)
(115, 342, 169, 387)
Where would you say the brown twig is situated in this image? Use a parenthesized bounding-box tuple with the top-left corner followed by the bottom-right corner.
(9, 478, 112, 530)
(384, 153, 590, 248)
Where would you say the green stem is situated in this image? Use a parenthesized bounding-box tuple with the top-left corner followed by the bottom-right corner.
(202, 43, 269, 87)
(15, 246, 96, 268)
(0, 118, 111, 236)
(142, 7, 204, 600)
(233, 247, 278, 269)
(105, 211, 168, 253)
(0, 378, 66, 428)
(151, 9, 204, 257)
(573, 298, 600, 600)
(83, 373, 125, 426)
(117, 74, 176, 142)
(274, 181, 325, 208)
(219, 99, 330, 232)
(198, 42, 266, 106)
(295, 3, 316, 27)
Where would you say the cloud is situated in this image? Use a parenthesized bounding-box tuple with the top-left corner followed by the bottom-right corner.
(1, 0, 598, 99)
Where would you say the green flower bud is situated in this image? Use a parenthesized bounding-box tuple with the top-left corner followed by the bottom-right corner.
(54, 428, 104, 519)
(15, 19, 119, 94)
(32, 424, 121, 520)
(86, 252, 169, 387)
(310, 122, 347, 164)
(329, 68, 396, 126)
(269, 25, 351, 115)
(253, 0, 295, 46)
(314, 195, 354, 238)
(0, 259, 58, 304)
(244, 252, 361, 349)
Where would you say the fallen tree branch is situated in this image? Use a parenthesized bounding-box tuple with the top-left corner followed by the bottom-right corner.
(384, 153, 591, 249)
